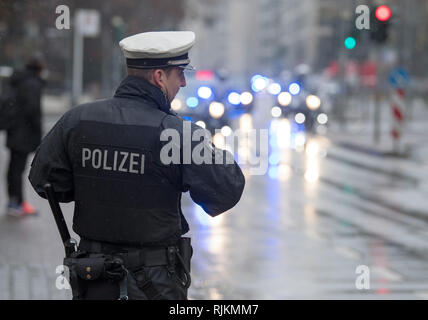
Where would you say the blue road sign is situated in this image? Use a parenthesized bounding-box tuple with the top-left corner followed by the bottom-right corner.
(389, 68, 409, 88)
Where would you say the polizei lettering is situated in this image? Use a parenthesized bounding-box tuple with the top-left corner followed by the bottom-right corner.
(81, 147, 145, 174)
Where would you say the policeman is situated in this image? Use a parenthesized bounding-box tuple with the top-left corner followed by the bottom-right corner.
(28, 31, 245, 300)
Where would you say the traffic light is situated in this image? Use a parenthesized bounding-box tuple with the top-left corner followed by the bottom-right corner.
(375, 5, 392, 21)
(344, 36, 356, 50)
(370, 5, 391, 44)
(345, 16, 362, 50)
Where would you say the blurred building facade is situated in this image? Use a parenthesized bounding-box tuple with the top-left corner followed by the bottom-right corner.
(0, 0, 186, 99)
(182, 0, 355, 78)
(181, 0, 259, 82)
(182, 0, 428, 88)
(1, 0, 428, 98)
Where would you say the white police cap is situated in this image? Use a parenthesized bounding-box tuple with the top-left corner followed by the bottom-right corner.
(119, 31, 195, 70)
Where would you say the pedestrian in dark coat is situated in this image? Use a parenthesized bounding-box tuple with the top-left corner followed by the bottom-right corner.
(6, 55, 45, 217)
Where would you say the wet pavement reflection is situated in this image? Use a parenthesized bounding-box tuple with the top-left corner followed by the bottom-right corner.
(181, 115, 428, 299)
(1, 113, 428, 299)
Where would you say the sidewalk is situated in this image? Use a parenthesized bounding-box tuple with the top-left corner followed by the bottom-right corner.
(324, 112, 428, 225)
(326, 96, 428, 164)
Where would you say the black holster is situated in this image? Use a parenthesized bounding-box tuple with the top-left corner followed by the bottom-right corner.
(176, 237, 193, 288)
(63, 251, 127, 300)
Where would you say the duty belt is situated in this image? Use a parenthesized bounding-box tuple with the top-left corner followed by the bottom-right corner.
(78, 238, 175, 270)
(78, 239, 180, 300)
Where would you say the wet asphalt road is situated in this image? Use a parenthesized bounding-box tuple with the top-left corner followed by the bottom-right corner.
(1, 109, 428, 299)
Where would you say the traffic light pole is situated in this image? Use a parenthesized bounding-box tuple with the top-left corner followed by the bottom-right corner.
(373, 47, 381, 145)
(374, 89, 380, 144)
(71, 13, 83, 107)
(369, 4, 392, 145)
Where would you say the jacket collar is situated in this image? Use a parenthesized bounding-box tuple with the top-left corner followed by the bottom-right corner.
(114, 75, 171, 113)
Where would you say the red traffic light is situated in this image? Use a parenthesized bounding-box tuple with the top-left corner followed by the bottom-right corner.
(195, 70, 215, 81)
(375, 5, 391, 21)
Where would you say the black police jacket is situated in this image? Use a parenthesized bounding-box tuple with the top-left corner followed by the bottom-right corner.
(29, 76, 245, 246)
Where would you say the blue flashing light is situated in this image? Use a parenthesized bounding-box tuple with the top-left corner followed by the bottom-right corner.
(227, 92, 241, 105)
(251, 74, 263, 83)
(268, 83, 282, 95)
(296, 122, 306, 132)
(186, 97, 199, 108)
(251, 82, 260, 92)
(288, 82, 301, 95)
(228, 108, 247, 119)
(252, 76, 269, 92)
(269, 153, 281, 165)
(192, 203, 211, 227)
(197, 86, 213, 99)
(182, 115, 193, 122)
(269, 137, 277, 148)
(268, 166, 279, 179)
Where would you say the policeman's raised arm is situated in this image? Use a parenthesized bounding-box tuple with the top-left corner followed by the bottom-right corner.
(183, 148, 245, 216)
(161, 116, 245, 216)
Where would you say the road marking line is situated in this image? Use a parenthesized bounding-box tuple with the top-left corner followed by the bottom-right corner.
(304, 229, 325, 241)
(371, 266, 403, 282)
(0, 264, 10, 300)
(334, 245, 361, 260)
(11, 265, 30, 299)
(414, 291, 428, 300)
(29, 265, 49, 300)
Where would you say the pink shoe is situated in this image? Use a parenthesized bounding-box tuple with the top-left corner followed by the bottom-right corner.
(21, 202, 38, 216)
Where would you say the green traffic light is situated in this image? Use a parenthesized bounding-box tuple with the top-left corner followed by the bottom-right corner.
(344, 37, 356, 49)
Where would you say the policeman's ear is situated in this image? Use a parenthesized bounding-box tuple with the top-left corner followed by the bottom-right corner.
(153, 69, 167, 89)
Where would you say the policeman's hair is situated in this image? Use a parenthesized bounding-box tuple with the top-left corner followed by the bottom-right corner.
(127, 67, 174, 82)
